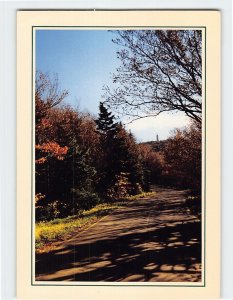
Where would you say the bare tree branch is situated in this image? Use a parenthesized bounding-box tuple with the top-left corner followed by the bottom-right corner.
(104, 30, 202, 124)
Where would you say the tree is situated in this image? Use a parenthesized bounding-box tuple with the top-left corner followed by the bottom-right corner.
(35, 72, 69, 209)
(95, 103, 145, 198)
(138, 143, 164, 184)
(111, 124, 145, 194)
(35, 72, 101, 219)
(95, 102, 118, 137)
(35, 71, 68, 128)
(163, 121, 201, 193)
(95, 102, 119, 196)
(104, 30, 202, 123)
(36, 103, 101, 217)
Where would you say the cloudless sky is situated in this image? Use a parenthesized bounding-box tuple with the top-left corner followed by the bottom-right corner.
(36, 30, 189, 142)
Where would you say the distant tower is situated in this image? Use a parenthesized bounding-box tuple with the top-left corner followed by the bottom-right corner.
(156, 134, 159, 142)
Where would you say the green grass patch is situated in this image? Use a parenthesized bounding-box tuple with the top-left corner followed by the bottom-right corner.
(35, 203, 120, 252)
(35, 192, 155, 253)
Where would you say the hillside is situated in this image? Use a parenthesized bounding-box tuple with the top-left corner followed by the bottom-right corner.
(139, 140, 169, 152)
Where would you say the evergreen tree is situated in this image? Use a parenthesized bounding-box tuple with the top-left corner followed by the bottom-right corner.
(95, 103, 146, 199)
(95, 102, 118, 196)
(95, 102, 118, 136)
(113, 124, 145, 194)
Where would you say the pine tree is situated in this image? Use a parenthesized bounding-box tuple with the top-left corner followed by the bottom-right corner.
(95, 102, 117, 136)
(113, 124, 144, 194)
(95, 102, 118, 196)
(95, 103, 145, 199)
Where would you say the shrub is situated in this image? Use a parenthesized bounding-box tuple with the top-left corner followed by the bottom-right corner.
(106, 173, 130, 200)
(36, 200, 63, 221)
(69, 189, 101, 212)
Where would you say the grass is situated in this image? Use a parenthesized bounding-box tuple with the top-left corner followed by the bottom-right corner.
(35, 203, 120, 253)
(123, 191, 156, 201)
(35, 191, 156, 253)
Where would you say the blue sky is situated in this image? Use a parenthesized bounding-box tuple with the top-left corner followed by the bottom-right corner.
(36, 30, 119, 113)
(36, 30, 189, 142)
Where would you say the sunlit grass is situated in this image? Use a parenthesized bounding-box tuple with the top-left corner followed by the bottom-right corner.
(35, 192, 155, 253)
(35, 203, 119, 252)
(124, 191, 156, 201)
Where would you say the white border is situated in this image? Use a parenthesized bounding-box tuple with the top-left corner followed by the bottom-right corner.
(0, 1, 232, 299)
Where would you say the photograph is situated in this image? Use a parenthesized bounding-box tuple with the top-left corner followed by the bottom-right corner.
(34, 28, 203, 283)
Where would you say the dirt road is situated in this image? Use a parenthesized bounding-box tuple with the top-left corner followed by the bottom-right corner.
(35, 186, 201, 282)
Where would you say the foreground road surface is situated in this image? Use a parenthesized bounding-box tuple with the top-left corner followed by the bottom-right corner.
(35, 186, 201, 282)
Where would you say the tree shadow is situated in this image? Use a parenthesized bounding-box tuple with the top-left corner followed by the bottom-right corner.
(36, 218, 201, 282)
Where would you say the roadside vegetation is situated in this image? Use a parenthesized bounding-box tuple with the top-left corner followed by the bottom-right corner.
(35, 203, 119, 252)
(35, 192, 155, 253)
(35, 72, 154, 224)
(35, 71, 201, 227)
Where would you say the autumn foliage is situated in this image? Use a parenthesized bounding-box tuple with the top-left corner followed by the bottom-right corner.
(163, 122, 202, 193)
(35, 142, 68, 164)
(35, 73, 149, 221)
(35, 72, 201, 222)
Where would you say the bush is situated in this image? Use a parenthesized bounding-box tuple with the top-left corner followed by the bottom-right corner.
(35, 190, 101, 222)
(69, 189, 101, 212)
(106, 173, 130, 200)
(36, 201, 64, 221)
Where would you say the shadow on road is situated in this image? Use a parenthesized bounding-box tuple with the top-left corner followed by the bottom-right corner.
(35, 187, 202, 282)
(36, 221, 201, 282)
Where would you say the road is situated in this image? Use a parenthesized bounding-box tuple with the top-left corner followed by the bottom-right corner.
(35, 186, 202, 282)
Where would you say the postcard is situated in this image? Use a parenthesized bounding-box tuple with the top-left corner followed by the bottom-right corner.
(17, 10, 220, 299)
